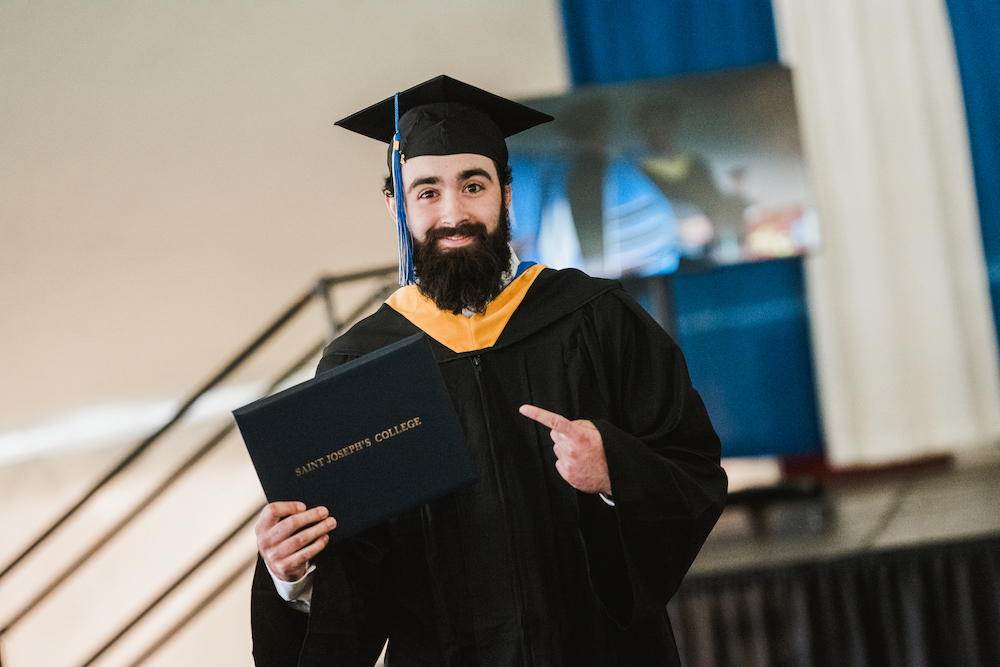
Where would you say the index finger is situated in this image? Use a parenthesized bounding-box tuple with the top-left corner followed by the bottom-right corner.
(519, 404, 572, 433)
(260, 501, 307, 525)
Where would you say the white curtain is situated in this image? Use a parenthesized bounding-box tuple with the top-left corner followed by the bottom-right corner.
(771, 0, 1000, 465)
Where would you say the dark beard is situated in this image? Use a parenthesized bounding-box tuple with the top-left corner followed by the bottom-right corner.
(411, 206, 512, 315)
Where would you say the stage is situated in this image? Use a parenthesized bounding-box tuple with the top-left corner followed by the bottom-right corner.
(669, 456, 1000, 667)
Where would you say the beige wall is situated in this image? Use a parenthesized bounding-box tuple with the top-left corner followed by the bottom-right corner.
(0, 2, 569, 664)
(0, 0, 571, 433)
(6, 0, 1000, 661)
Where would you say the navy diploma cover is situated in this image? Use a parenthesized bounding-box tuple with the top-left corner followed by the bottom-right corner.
(234, 333, 476, 540)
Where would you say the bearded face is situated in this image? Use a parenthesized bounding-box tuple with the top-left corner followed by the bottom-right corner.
(411, 201, 512, 315)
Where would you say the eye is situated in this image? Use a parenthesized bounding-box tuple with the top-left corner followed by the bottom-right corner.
(465, 182, 485, 193)
(416, 188, 437, 200)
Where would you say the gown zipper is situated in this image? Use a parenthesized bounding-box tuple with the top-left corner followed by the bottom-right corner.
(471, 354, 534, 666)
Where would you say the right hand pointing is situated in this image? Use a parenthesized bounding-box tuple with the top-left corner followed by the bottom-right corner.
(255, 501, 337, 581)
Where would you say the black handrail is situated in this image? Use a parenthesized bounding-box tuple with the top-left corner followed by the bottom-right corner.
(0, 287, 316, 585)
(0, 337, 326, 634)
(128, 554, 259, 667)
(78, 504, 264, 667)
(0, 266, 396, 662)
(0, 266, 394, 584)
(97, 280, 397, 662)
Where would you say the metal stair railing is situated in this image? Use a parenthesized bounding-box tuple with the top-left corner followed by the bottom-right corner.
(79, 506, 263, 667)
(124, 554, 260, 667)
(0, 265, 397, 666)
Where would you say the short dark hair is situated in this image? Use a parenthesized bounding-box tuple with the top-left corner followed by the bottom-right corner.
(382, 159, 512, 197)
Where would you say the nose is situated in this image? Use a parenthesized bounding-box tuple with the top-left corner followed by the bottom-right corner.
(438, 191, 468, 228)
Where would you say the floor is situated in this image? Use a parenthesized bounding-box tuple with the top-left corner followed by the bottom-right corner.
(690, 456, 1000, 576)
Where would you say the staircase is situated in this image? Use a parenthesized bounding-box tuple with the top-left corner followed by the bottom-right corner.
(0, 266, 397, 667)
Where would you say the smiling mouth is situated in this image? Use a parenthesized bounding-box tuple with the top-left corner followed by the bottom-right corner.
(427, 222, 486, 248)
(437, 234, 475, 249)
(441, 226, 474, 237)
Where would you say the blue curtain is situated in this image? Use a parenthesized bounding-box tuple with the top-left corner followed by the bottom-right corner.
(671, 259, 821, 456)
(559, 0, 823, 458)
(944, 0, 1000, 340)
(561, 0, 779, 85)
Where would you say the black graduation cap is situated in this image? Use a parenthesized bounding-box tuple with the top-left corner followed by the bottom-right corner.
(335, 74, 553, 168)
(335, 75, 553, 287)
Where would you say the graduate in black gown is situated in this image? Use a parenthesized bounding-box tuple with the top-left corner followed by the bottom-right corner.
(251, 75, 728, 667)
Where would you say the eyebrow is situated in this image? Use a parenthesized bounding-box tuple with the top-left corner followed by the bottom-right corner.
(459, 167, 494, 182)
(406, 167, 495, 194)
(406, 175, 441, 192)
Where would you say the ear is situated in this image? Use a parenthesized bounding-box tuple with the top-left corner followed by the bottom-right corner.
(384, 192, 397, 222)
(503, 184, 512, 211)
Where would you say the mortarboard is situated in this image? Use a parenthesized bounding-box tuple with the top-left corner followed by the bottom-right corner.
(335, 75, 553, 285)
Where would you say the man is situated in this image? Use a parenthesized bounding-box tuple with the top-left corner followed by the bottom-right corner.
(251, 75, 727, 666)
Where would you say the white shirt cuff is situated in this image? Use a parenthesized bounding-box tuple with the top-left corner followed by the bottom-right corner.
(266, 561, 316, 612)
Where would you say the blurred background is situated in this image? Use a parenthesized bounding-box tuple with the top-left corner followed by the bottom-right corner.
(2, 0, 999, 665)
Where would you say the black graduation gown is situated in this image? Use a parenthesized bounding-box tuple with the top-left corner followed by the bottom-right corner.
(251, 267, 727, 667)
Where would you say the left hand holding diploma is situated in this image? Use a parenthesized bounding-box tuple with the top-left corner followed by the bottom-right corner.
(519, 404, 612, 497)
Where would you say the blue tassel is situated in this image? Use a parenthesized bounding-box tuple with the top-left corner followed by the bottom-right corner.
(392, 93, 416, 286)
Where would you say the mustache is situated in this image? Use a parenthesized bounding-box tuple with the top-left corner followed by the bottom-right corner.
(412, 204, 512, 315)
(423, 222, 490, 243)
